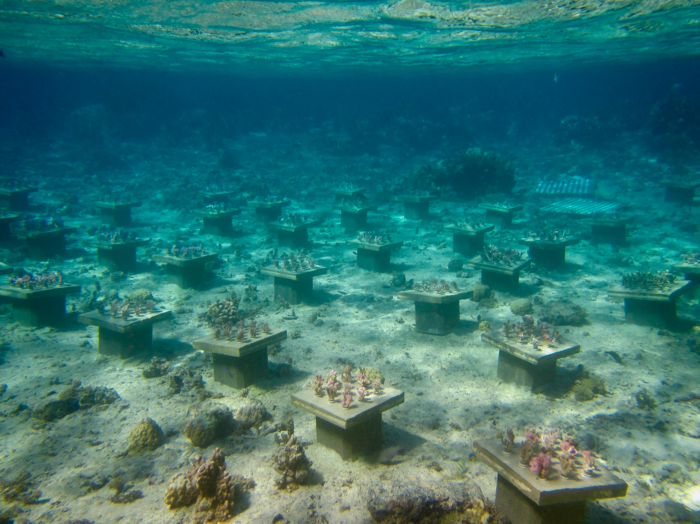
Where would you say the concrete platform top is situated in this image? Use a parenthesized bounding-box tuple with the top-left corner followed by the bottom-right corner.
(348, 240, 403, 252)
(661, 180, 700, 189)
(398, 289, 472, 305)
(261, 265, 328, 281)
(94, 238, 151, 250)
(247, 200, 291, 209)
(0, 283, 81, 301)
(395, 195, 438, 203)
(609, 280, 692, 302)
(673, 263, 700, 276)
(203, 190, 237, 198)
(333, 205, 377, 214)
(79, 308, 172, 333)
(0, 187, 38, 196)
(291, 386, 404, 430)
(519, 238, 581, 250)
(266, 219, 321, 232)
(0, 214, 20, 223)
(444, 224, 495, 237)
(95, 201, 142, 210)
(193, 329, 287, 357)
(22, 227, 78, 240)
(331, 187, 366, 198)
(193, 209, 241, 218)
(152, 253, 218, 268)
(468, 257, 532, 275)
(481, 332, 580, 366)
(474, 439, 627, 506)
(0, 263, 12, 276)
(479, 203, 524, 213)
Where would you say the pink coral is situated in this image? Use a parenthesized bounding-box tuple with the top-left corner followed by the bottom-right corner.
(529, 454, 551, 478)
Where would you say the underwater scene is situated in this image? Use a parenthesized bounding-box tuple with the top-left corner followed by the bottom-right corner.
(3, 1, 700, 523)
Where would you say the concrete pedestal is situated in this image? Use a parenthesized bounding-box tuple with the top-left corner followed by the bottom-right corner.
(662, 181, 700, 206)
(396, 195, 437, 220)
(588, 217, 630, 246)
(0, 284, 81, 327)
(0, 263, 12, 276)
(609, 281, 692, 329)
(446, 225, 495, 257)
(96, 239, 150, 272)
(482, 333, 580, 391)
(521, 239, 580, 269)
(195, 210, 241, 237)
(80, 309, 172, 358)
(480, 204, 523, 229)
(348, 240, 403, 273)
(331, 187, 366, 202)
(469, 257, 531, 292)
(291, 386, 404, 460)
(334, 205, 376, 232)
(152, 253, 218, 289)
(96, 202, 141, 227)
(474, 439, 627, 524)
(248, 200, 291, 222)
(261, 265, 328, 305)
(203, 190, 237, 204)
(398, 290, 472, 336)
(0, 188, 37, 211)
(267, 220, 320, 248)
(0, 214, 19, 242)
(193, 330, 287, 389)
(24, 227, 78, 259)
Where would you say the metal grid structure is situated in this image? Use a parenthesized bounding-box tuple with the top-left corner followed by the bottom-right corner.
(539, 198, 622, 216)
(536, 179, 596, 196)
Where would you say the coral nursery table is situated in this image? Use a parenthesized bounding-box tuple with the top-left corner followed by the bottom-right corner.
(193, 329, 287, 389)
(482, 333, 580, 392)
(267, 219, 321, 248)
(347, 240, 403, 273)
(444, 224, 495, 257)
(331, 187, 366, 202)
(661, 180, 700, 206)
(0, 263, 12, 276)
(333, 204, 377, 232)
(0, 213, 20, 242)
(247, 199, 291, 222)
(468, 257, 531, 292)
(23, 227, 78, 259)
(95, 238, 150, 272)
(479, 203, 523, 228)
(291, 386, 404, 460)
(519, 238, 580, 269)
(608, 280, 692, 329)
(0, 283, 81, 327)
(261, 265, 328, 304)
(0, 187, 37, 211)
(396, 195, 437, 220)
(152, 253, 218, 289)
(194, 209, 242, 237)
(397, 289, 472, 335)
(95, 201, 142, 227)
(474, 439, 627, 524)
(585, 216, 631, 246)
(80, 309, 172, 358)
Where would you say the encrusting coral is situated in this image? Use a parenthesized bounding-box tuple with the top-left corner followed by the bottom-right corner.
(165, 448, 253, 524)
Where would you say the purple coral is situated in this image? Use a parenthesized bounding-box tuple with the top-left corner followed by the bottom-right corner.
(529, 454, 551, 479)
(341, 393, 352, 409)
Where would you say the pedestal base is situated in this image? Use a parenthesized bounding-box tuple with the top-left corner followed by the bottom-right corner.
(591, 224, 627, 246)
(98, 247, 138, 272)
(0, 220, 15, 242)
(26, 234, 67, 258)
(481, 269, 520, 292)
(212, 349, 269, 389)
(100, 208, 132, 227)
(485, 210, 513, 228)
(202, 216, 234, 237)
(453, 234, 485, 257)
(274, 276, 313, 304)
(415, 301, 459, 335)
(624, 298, 677, 328)
(340, 211, 368, 232)
(255, 207, 282, 222)
(99, 325, 153, 358)
(497, 350, 557, 391)
(404, 201, 429, 220)
(357, 248, 391, 272)
(276, 228, 309, 248)
(496, 475, 587, 524)
(166, 265, 210, 289)
(528, 247, 566, 269)
(316, 414, 382, 460)
(665, 186, 695, 206)
(0, 193, 31, 211)
(13, 296, 67, 327)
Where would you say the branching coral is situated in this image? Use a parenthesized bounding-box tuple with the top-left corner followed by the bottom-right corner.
(164, 244, 207, 258)
(96, 230, 138, 244)
(205, 293, 242, 327)
(501, 316, 560, 350)
(8, 271, 63, 290)
(452, 218, 489, 231)
(356, 231, 392, 245)
(622, 270, 676, 290)
(525, 229, 571, 243)
(481, 244, 524, 266)
(271, 251, 316, 272)
(411, 277, 459, 294)
(273, 433, 313, 489)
